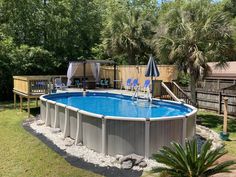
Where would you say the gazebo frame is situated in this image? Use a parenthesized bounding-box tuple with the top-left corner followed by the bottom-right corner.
(69, 60, 117, 91)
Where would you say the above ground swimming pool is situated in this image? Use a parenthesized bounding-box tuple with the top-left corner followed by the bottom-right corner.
(40, 92, 197, 158)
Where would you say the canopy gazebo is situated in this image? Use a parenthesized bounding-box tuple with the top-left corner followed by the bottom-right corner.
(67, 60, 117, 91)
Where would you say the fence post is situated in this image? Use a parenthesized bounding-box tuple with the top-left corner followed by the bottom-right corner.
(218, 91, 222, 114)
(223, 97, 228, 134)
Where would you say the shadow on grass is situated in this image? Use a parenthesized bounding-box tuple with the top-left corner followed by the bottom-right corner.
(1, 101, 40, 117)
(198, 113, 236, 133)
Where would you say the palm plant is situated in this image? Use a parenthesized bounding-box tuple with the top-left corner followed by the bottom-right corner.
(101, 0, 156, 64)
(153, 139, 236, 177)
(152, 0, 233, 105)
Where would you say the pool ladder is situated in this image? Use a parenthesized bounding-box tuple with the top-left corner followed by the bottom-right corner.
(132, 86, 152, 102)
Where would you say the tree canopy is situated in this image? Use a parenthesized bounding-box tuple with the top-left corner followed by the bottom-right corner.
(0, 0, 236, 100)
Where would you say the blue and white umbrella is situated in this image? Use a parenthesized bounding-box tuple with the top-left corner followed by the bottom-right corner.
(145, 55, 159, 96)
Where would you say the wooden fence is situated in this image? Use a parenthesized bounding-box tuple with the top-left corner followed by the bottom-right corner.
(182, 88, 236, 116)
(100, 65, 178, 88)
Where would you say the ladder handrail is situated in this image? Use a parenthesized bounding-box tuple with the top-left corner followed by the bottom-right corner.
(172, 81, 195, 106)
(161, 82, 181, 103)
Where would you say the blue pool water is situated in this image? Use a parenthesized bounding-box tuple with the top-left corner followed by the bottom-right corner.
(45, 92, 192, 118)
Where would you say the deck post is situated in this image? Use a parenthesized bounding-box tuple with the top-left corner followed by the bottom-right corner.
(36, 98, 38, 107)
(53, 104, 59, 128)
(145, 118, 150, 159)
(63, 107, 70, 138)
(75, 111, 83, 145)
(20, 96, 23, 112)
(102, 117, 107, 155)
(182, 117, 187, 145)
(27, 97, 30, 118)
(14, 93, 16, 109)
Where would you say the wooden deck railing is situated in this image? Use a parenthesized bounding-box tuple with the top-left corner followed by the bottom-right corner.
(13, 75, 66, 96)
(172, 81, 196, 106)
(159, 81, 195, 107)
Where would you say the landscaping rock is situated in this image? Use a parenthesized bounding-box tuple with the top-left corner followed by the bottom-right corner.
(130, 154, 144, 165)
(51, 128, 61, 134)
(121, 160, 133, 170)
(64, 138, 74, 147)
(36, 120, 45, 126)
(119, 155, 132, 164)
(119, 153, 144, 165)
(77, 142, 83, 146)
(138, 161, 147, 168)
(115, 154, 123, 161)
(196, 125, 223, 150)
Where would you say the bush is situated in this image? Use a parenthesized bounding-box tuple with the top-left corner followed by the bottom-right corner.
(0, 33, 59, 101)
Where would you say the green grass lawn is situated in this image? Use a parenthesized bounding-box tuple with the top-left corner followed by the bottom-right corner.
(198, 110, 236, 156)
(0, 102, 100, 177)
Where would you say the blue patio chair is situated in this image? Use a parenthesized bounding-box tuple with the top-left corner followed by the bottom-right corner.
(124, 78, 132, 90)
(131, 79, 139, 90)
(143, 79, 150, 92)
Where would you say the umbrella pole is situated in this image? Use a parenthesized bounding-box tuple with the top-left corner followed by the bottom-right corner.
(151, 76, 153, 98)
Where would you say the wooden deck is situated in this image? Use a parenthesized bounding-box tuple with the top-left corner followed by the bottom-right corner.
(13, 75, 66, 117)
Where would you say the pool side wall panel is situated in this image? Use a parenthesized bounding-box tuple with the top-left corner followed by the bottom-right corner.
(149, 119, 183, 156)
(40, 100, 46, 122)
(69, 109, 77, 139)
(49, 103, 55, 127)
(58, 106, 66, 132)
(186, 114, 196, 139)
(82, 115, 102, 153)
(106, 119, 145, 156)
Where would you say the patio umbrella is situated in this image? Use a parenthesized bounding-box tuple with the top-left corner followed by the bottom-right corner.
(145, 55, 159, 96)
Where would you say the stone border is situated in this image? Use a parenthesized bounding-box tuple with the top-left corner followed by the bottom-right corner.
(196, 125, 223, 150)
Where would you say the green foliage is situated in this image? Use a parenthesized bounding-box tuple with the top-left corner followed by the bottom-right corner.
(177, 72, 190, 87)
(0, 32, 58, 100)
(0, 0, 236, 101)
(100, 0, 158, 64)
(152, 0, 233, 104)
(153, 139, 236, 177)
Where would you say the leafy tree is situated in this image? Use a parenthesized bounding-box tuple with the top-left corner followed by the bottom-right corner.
(153, 139, 236, 177)
(152, 0, 233, 105)
(101, 0, 157, 64)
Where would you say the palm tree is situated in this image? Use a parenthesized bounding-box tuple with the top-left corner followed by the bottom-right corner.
(153, 139, 236, 177)
(152, 0, 232, 105)
(101, 1, 156, 64)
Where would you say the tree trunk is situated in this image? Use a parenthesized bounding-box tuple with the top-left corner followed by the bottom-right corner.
(190, 73, 197, 106)
(128, 46, 136, 64)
